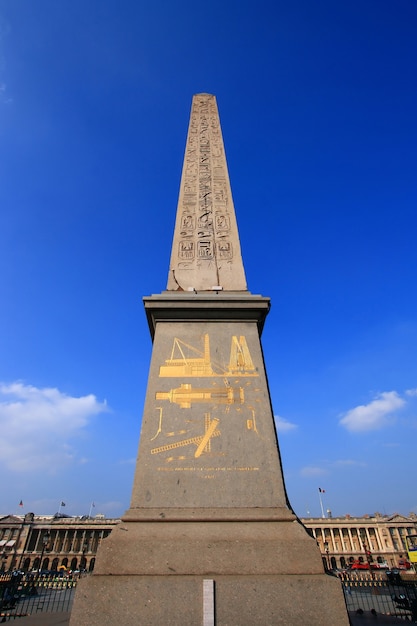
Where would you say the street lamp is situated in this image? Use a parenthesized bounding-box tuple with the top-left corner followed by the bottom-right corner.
(359, 530, 374, 578)
(81, 542, 88, 572)
(1, 550, 7, 573)
(38, 531, 51, 575)
(324, 541, 330, 570)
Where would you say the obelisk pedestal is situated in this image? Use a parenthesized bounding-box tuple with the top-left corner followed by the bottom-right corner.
(70, 94, 349, 625)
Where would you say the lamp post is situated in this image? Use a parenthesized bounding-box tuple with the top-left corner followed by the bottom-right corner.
(324, 541, 330, 570)
(38, 531, 51, 576)
(81, 541, 88, 573)
(360, 530, 374, 578)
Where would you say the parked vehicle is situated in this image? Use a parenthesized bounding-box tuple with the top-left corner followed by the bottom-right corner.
(347, 560, 389, 571)
(348, 561, 369, 570)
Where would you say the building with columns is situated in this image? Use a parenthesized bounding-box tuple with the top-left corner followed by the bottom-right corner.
(0, 513, 114, 573)
(304, 512, 417, 570)
(1, 511, 416, 574)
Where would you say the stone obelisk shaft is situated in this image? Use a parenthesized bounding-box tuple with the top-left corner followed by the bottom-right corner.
(168, 94, 247, 292)
(70, 94, 350, 626)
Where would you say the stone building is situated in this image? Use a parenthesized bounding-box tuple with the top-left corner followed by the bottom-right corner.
(304, 512, 417, 570)
(0, 513, 115, 573)
(1, 511, 416, 573)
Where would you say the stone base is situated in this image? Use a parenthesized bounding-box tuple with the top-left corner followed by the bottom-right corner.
(72, 574, 347, 626)
(70, 511, 349, 625)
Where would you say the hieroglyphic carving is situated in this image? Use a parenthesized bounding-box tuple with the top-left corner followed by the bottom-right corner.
(198, 240, 214, 259)
(216, 242, 232, 259)
(174, 94, 236, 276)
(215, 214, 229, 230)
(179, 241, 194, 260)
(167, 94, 248, 290)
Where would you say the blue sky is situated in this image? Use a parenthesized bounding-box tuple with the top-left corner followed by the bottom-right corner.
(1, 0, 416, 520)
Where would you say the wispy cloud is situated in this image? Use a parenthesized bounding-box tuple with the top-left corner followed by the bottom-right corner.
(301, 459, 365, 478)
(405, 388, 417, 397)
(0, 381, 108, 472)
(339, 391, 405, 432)
(333, 459, 366, 468)
(275, 415, 298, 433)
(300, 466, 327, 477)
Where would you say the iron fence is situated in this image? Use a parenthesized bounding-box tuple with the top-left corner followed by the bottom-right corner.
(0, 572, 77, 621)
(340, 572, 417, 622)
(2, 570, 417, 623)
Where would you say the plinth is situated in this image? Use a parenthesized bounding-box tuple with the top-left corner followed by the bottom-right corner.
(70, 295, 349, 625)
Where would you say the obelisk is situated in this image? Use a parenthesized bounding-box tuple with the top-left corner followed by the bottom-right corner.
(71, 94, 349, 625)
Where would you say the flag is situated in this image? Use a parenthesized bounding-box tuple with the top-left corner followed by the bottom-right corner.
(61, 501, 66, 506)
(92, 502, 95, 507)
(319, 488, 325, 493)
(19, 500, 23, 507)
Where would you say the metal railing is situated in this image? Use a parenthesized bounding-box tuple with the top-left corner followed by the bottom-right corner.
(2, 569, 417, 623)
(340, 572, 417, 622)
(0, 572, 77, 621)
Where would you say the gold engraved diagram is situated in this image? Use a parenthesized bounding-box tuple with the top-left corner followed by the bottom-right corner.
(151, 334, 259, 462)
(156, 384, 244, 408)
(151, 415, 220, 459)
(159, 334, 258, 378)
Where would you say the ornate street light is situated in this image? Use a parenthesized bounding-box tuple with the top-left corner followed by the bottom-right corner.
(1, 550, 7, 573)
(38, 531, 51, 576)
(324, 541, 330, 570)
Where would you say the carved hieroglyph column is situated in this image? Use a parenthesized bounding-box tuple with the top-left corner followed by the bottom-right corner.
(70, 94, 349, 626)
(167, 93, 246, 293)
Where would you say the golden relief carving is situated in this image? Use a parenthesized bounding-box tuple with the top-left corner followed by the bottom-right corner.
(159, 334, 258, 378)
(149, 334, 261, 469)
(155, 383, 244, 408)
(151, 414, 220, 458)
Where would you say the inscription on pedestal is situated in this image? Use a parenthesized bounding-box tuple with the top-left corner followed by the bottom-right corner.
(152, 332, 260, 472)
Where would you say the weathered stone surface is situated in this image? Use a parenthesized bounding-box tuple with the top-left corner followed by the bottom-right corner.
(71, 573, 348, 626)
(92, 519, 324, 576)
(167, 94, 247, 292)
(130, 317, 287, 510)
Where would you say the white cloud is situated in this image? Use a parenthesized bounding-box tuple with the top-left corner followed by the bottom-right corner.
(333, 459, 366, 468)
(300, 466, 327, 477)
(339, 391, 405, 433)
(405, 388, 417, 397)
(275, 415, 298, 433)
(0, 381, 108, 472)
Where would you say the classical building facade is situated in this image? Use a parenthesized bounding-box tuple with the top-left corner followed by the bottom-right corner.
(0, 513, 115, 573)
(303, 513, 417, 570)
(1, 511, 416, 574)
